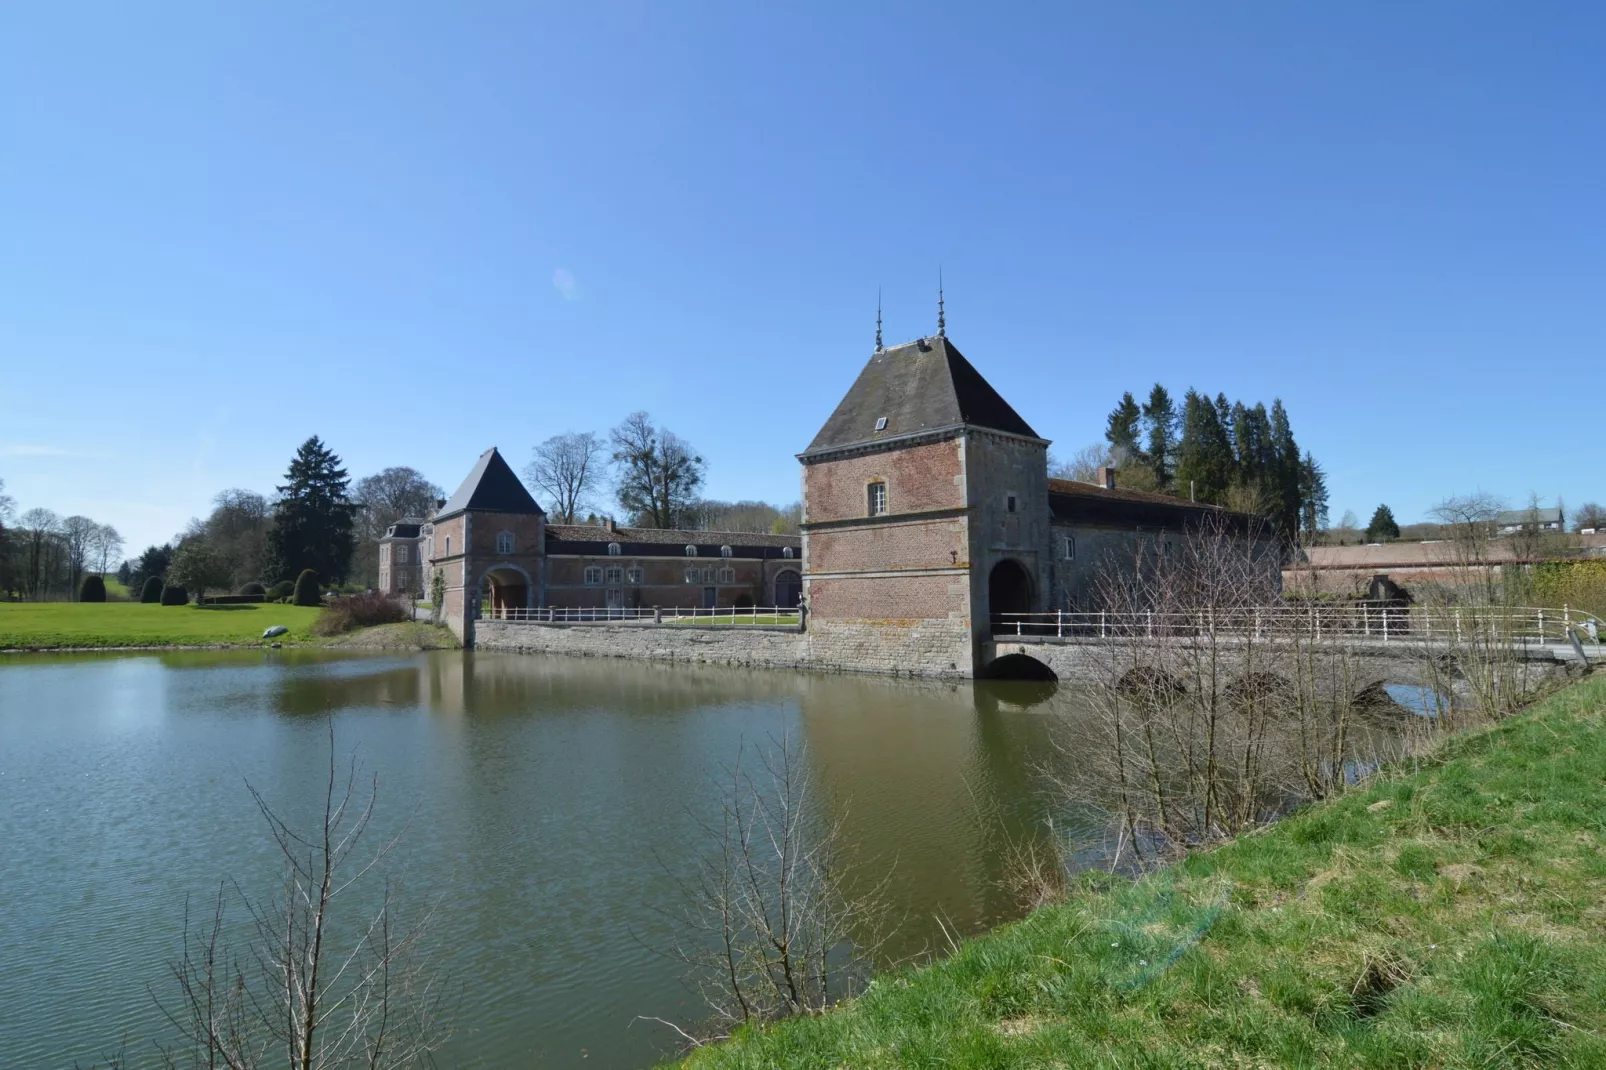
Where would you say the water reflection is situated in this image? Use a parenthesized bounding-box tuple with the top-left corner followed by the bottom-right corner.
(0, 650, 1098, 1070)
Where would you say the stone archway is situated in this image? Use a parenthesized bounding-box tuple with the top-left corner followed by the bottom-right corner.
(774, 569, 802, 608)
(988, 559, 1033, 632)
(479, 564, 533, 617)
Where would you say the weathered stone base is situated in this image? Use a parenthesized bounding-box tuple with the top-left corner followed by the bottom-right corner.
(473, 616, 976, 678)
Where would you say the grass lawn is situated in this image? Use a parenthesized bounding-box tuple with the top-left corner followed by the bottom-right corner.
(0, 601, 325, 649)
(678, 675, 1606, 1068)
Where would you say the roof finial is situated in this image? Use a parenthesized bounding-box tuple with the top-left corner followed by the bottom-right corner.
(937, 268, 946, 338)
(875, 288, 884, 352)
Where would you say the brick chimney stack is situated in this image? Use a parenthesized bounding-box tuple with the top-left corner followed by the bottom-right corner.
(1096, 466, 1117, 490)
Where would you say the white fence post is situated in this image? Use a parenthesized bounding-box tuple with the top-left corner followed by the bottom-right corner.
(1057, 608, 1063, 639)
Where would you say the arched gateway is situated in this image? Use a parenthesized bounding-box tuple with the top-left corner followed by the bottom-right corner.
(988, 559, 1033, 629)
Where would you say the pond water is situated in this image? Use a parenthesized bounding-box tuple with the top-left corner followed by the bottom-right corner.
(0, 650, 1098, 1068)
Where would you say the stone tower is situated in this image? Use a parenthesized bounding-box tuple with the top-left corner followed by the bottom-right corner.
(798, 334, 1050, 675)
(429, 447, 546, 644)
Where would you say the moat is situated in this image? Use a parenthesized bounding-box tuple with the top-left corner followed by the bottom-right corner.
(0, 649, 1102, 1069)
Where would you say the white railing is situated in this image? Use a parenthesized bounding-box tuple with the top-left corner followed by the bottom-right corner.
(481, 604, 802, 627)
(990, 605, 1606, 646)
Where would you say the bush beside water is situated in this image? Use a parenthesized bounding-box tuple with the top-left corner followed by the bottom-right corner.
(312, 594, 408, 636)
(292, 570, 320, 607)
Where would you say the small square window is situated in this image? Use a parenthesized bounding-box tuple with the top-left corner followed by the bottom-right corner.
(497, 532, 514, 554)
(874, 416, 888, 432)
(1006, 495, 1017, 514)
(584, 566, 603, 585)
(626, 567, 644, 585)
(684, 567, 700, 584)
(1062, 535, 1076, 561)
(605, 567, 623, 585)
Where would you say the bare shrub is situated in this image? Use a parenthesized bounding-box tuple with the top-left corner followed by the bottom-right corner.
(153, 728, 449, 1068)
(1059, 516, 1427, 859)
(313, 594, 408, 636)
(649, 734, 889, 1045)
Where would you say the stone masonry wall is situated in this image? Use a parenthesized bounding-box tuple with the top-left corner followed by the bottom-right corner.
(475, 616, 975, 678)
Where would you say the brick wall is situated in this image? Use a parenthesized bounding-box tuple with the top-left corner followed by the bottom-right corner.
(802, 438, 964, 523)
(807, 517, 967, 573)
(806, 573, 965, 620)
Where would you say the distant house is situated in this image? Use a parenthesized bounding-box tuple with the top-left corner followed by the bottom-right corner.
(377, 519, 428, 597)
(1496, 507, 1564, 534)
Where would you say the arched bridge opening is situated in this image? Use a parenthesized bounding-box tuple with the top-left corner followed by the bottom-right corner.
(979, 652, 1058, 682)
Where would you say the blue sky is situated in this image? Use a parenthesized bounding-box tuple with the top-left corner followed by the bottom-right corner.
(3, 2, 1602, 553)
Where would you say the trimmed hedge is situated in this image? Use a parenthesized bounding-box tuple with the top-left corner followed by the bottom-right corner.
(160, 582, 189, 606)
(79, 575, 107, 602)
(201, 594, 267, 605)
(239, 581, 267, 596)
(267, 580, 295, 600)
(140, 576, 164, 603)
(292, 569, 320, 607)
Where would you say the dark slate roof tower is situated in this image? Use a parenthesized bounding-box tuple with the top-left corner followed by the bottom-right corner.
(801, 335, 1040, 458)
(434, 447, 544, 520)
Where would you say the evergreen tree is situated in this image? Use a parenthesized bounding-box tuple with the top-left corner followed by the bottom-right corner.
(1141, 384, 1178, 489)
(1104, 392, 1143, 464)
(265, 436, 357, 583)
(1174, 390, 1235, 504)
(1298, 450, 1329, 538)
(1268, 400, 1302, 539)
(1366, 504, 1400, 542)
(130, 543, 173, 595)
(1214, 393, 1236, 480)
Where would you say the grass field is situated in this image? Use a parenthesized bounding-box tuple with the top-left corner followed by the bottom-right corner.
(678, 675, 1606, 1068)
(0, 601, 325, 649)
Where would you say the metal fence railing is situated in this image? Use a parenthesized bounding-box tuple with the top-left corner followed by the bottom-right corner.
(480, 604, 803, 627)
(990, 605, 1605, 646)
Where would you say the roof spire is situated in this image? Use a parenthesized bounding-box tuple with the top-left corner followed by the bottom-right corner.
(937, 268, 946, 338)
(875, 288, 884, 351)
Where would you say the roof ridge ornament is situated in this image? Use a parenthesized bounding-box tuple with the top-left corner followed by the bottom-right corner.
(937, 268, 946, 338)
(875, 288, 883, 352)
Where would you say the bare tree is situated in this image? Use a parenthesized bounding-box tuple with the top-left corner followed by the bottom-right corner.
(92, 523, 125, 578)
(203, 490, 272, 587)
(61, 514, 99, 598)
(18, 507, 59, 599)
(610, 412, 705, 529)
(351, 469, 444, 587)
(650, 734, 887, 1044)
(1048, 443, 1109, 484)
(524, 431, 606, 524)
(1429, 492, 1506, 604)
(1575, 502, 1605, 532)
(0, 476, 14, 524)
(155, 727, 448, 1069)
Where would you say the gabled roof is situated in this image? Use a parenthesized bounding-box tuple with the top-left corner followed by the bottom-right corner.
(435, 447, 543, 520)
(1047, 478, 1224, 512)
(802, 335, 1040, 457)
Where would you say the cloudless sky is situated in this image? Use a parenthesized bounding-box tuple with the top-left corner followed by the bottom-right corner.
(3, 2, 1603, 553)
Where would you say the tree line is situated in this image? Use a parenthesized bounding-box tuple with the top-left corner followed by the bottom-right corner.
(525, 411, 800, 533)
(1055, 384, 1328, 541)
(0, 478, 125, 600)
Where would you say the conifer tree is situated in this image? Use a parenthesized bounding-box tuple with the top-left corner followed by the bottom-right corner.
(1174, 390, 1235, 504)
(1104, 392, 1143, 465)
(1366, 504, 1401, 542)
(1269, 400, 1302, 539)
(1141, 384, 1178, 489)
(1298, 450, 1329, 538)
(265, 436, 357, 584)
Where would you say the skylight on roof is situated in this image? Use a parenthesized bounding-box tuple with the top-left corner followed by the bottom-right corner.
(874, 417, 888, 432)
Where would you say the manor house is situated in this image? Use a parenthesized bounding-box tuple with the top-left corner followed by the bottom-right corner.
(402, 329, 1266, 674)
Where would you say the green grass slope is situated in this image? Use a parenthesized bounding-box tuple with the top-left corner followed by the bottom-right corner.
(0, 601, 324, 649)
(679, 675, 1606, 1069)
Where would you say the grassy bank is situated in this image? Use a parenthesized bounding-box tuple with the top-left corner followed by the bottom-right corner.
(320, 621, 460, 650)
(0, 601, 324, 649)
(678, 675, 1606, 1068)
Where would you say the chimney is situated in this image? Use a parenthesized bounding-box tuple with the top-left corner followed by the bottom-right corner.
(603, 517, 615, 532)
(1096, 466, 1117, 490)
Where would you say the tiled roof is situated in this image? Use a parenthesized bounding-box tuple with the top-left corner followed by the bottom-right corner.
(802, 335, 1040, 456)
(436, 448, 543, 519)
(546, 524, 800, 548)
(1047, 478, 1225, 511)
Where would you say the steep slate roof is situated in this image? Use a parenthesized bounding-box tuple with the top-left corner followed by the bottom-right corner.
(435, 447, 543, 520)
(546, 524, 800, 549)
(802, 335, 1040, 456)
(382, 521, 423, 540)
(1048, 477, 1269, 535)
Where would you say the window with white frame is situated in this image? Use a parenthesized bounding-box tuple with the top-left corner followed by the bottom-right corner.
(380, 544, 391, 565)
(396, 569, 408, 589)
(685, 545, 698, 557)
(701, 567, 717, 584)
(605, 566, 623, 585)
(626, 567, 643, 585)
(1061, 535, 1076, 561)
(379, 569, 389, 589)
(584, 566, 603, 585)
(396, 545, 409, 564)
(782, 546, 794, 558)
(719, 567, 735, 584)
(444, 535, 452, 555)
(608, 542, 621, 556)
(720, 545, 732, 558)
(497, 531, 514, 554)
(867, 481, 887, 516)
(684, 567, 699, 584)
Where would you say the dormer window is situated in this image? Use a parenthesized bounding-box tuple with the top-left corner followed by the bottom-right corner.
(720, 545, 732, 558)
(496, 532, 514, 554)
(685, 545, 698, 557)
(867, 481, 888, 517)
(874, 416, 888, 432)
(607, 542, 621, 556)
(782, 546, 794, 559)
